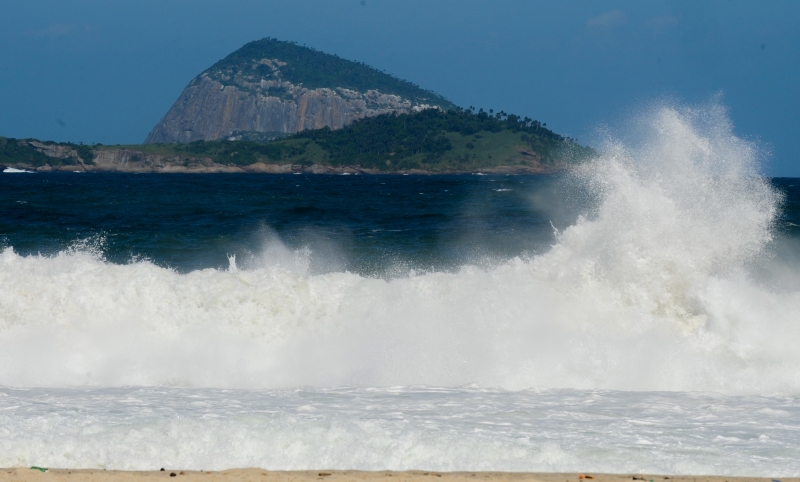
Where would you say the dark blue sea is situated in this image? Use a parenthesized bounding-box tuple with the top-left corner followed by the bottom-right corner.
(2, 173, 797, 273)
(0, 173, 584, 274)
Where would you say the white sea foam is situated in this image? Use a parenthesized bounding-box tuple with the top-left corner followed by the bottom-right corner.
(1, 103, 799, 394)
(1, 386, 798, 475)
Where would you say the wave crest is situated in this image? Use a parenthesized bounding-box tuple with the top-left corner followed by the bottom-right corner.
(1, 103, 798, 394)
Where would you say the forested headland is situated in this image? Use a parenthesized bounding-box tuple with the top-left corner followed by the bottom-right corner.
(2, 107, 595, 173)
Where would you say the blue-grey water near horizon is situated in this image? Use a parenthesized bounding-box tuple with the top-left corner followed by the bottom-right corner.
(2, 105, 800, 475)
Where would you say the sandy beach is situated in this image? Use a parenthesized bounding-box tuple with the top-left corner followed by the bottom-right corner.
(1, 470, 796, 482)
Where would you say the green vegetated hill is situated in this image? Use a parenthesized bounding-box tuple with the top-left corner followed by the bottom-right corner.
(3, 108, 596, 172)
(136, 108, 594, 171)
(4, 35, 595, 173)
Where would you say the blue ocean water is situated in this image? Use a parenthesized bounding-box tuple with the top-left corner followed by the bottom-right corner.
(1, 106, 800, 474)
(0, 173, 572, 274)
(1, 173, 798, 274)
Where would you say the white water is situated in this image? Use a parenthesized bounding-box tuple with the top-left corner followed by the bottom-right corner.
(1, 386, 799, 475)
(1, 104, 797, 393)
(1, 104, 799, 473)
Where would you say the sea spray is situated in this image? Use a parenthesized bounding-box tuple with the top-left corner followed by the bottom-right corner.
(1, 103, 799, 394)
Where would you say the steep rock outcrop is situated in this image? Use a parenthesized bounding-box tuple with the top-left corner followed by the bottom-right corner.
(26, 140, 81, 160)
(145, 38, 453, 143)
(145, 76, 435, 143)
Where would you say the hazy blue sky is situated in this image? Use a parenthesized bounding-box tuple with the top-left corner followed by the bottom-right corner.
(2, 0, 798, 175)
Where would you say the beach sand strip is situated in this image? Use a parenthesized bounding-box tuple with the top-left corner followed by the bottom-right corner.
(1, 470, 797, 482)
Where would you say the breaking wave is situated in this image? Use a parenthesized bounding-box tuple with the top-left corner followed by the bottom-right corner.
(1, 103, 799, 394)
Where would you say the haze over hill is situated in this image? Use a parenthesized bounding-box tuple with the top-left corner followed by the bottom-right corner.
(145, 38, 455, 144)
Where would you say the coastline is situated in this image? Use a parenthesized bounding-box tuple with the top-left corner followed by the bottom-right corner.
(1, 137, 569, 175)
(2, 470, 796, 482)
(1, 162, 557, 175)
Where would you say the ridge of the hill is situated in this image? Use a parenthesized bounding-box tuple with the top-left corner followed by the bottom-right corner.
(145, 38, 455, 144)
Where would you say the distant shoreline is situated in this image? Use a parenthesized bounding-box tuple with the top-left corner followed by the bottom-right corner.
(1, 162, 561, 175)
(1, 108, 594, 177)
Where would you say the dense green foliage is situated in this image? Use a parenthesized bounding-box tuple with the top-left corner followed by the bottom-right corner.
(0, 137, 52, 166)
(287, 107, 593, 169)
(205, 38, 455, 109)
(72, 144, 94, 164)
(135, 108, 594, 171)
(4, 109, 595, 172)
(168, 138, 311, 166)
(0, 137, 94, 167)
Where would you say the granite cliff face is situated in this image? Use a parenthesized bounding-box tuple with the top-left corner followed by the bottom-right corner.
(145, 39, 454, 143)
(145, 76, 436, 144)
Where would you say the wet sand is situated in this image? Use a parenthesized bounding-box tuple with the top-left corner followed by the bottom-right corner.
(1, 470, 796, 482)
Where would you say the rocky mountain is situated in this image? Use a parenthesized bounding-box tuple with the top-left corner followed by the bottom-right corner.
(145, 38, 455, 144)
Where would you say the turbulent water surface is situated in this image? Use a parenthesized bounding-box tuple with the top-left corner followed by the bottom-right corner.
(1, 105, 799, 475)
